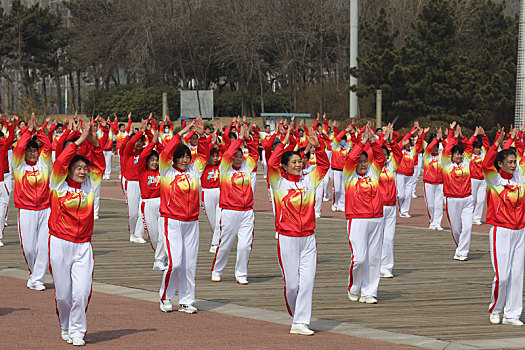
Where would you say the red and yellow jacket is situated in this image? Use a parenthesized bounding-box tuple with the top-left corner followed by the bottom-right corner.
(268, 143, 329, 237)
(159, 134, 208, 221)
(395, 131, 422, 177)
(219, 137, 259, 211)
(122, 131, 145, 181)
(343, 141, 385, 219)
(442, 136, 473, 198)
(48, 143, 105, 243)
(423, 138, 443, 184)
(137, 142, 160, 199)
(13, 131, 52, 210)
(331, 129, 349, 170)
(378, 140, 402, 206)
(482, 144, 525, 229)
(469, 135, 490, 180)
(115, 118, 132, 151)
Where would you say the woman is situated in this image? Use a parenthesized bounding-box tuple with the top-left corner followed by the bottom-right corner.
(268, 127, 328, 335)
(423, 128, 445, 230)
(211, 124, 258, 285)
(469, 126, 490, 225)
(442, 125, 474, 261)
(137, 130, 165, 270)
(344, 125, 385, 304)
(483, 128, 525, 326)
(158, 117, 208, 314)
(48, 121, 105, 346)
(201, 134, 221, 253)
(13, 113, 52, 291)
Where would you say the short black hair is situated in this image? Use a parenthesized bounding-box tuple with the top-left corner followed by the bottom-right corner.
(146, 150, 159, 163)
(210, 145, 219, 156)
(382, 145, 390, 158)
(26, 140, 40, 151)
(281, 150, 302, 166)
(118, 123, 125, 128)
(229, 132, 237, 140)
(173, 144, 191, 162)
(451, 144, 464, 156)
(68, 154, 91, 172)
(472, 140, 482, 149)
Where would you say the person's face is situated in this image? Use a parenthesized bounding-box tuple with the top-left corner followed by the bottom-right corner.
(432, 145, 439, 154)
(357, 153, 368, 175)
(119, 126, 125, 132)
(68, 160, 88, 183)
(233, 150, 243, 168)
(473, 147, 481, 155)
(498, 154, 517, 174)
(316, 125, 322, 132)
(190, 134, 198, 146)
(205, 127, 211, 134)
(147, 124, 152, 130)
(283, 154, 302, 176)
(265, 126, 271, 133)
(208, 152, 219, 166)
(298, 130, 304, 137)
(25, 147, 39, 163)
(174, 154, 191, 170)
(452, 151, 464, 164)
(147, 155, 159, 171)
(20, 121, 26, 128)
(231, 127, 237, 133)
(382, 148, 389, 159)
(134, 138, 144, 151)
(57, 126, 63, 133)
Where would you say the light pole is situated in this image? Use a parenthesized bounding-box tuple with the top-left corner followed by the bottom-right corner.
(349, 0, 358, 119)
(515, 0, 525, 127)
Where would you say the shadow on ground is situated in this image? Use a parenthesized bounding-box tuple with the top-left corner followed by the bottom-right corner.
(85, 328, 157, 344)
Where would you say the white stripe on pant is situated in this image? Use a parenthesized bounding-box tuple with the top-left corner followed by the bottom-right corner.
(488, 226, 525, 319)
(380, 205, 396, 275)
(424, 183, 444, 227)
(103, 150, 113, 179)
(395, 173, 412, 216)
(409, 155, 422, 196)
(202, 188, 221, 246)
(347, 217, 383, 297)
(140, 197, 164, 264)
(126, 180, 144, 239)
(18, 208, 50, 287)
(212, 209, 254, 280)
(471, 178, 487, 222)
(159, 217, 199, 305)
(446, 196, 474, 257)
(0, 181, 9, 240)
(277, 234, 316, 325)
(49, 235, 93, 340)
(332, 169, 345, 211)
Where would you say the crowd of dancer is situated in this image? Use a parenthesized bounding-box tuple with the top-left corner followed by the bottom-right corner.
(1, 112, 524, 345)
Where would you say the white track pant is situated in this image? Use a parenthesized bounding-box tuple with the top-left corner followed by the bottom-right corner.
(18, 208, 50, 287)
(49, 235, 93, 340)
(0, 181, 9, 240)
(94, 181, 101, 218)
(126, 180, 144, 239)
(4, 172, 12, 223)
(314, 180, 323, 216)
(446, 196, 474, 257)
(262, 150, 268, 179)
(424, 183, 444, 227)
(380, 206, 397, 275)
(488, 226, 525, 319)
(141, 198, 164, 264)
(332, 169, 345, 211)
(103, 151, 112, 179)
(409, 156, 422, 196)
(323, 151, 332, 201)
(159, 218, 199, 305)
(203, 188, 221, 246)
(277, 234, 317, 325)
(471, 179, 487, 223)
(396, 173, 412, 216)
(347, 217, 383, 297)
(212, 209, 254, 280)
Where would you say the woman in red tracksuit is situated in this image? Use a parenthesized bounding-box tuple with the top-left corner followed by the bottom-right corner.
(483, 128, 525, 326)
(268, 128, 329, 335)
(48, 121, 105, 346)
(158, 118, 209, 314)
(201, 138, 221, 253)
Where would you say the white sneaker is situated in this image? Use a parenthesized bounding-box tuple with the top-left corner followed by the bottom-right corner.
(323, 197, 330, 202)
(211, 274, 221, 282)
(380, 272, 394, 278)
(237, 277, 249, 285)
(28, 284, 45, 291)
(94, 215, 100, 220)
(315, 213, 321, 218)
(359, 295, 377, 304)
(490, 313, 502, 324)
(290, 323, 314, 335)
(428, 225, 436, 230)
(130, 236, 147, 244)
(412, 194, 417, 199)
(347, 291, 359, 302)
(209, 244, 218, 254)
(435, 226, 444, 231)
(275, 232, 278, 240)
(0, 240, 4, 247)
(153, 261, 167, 271)
(473, 221, 482, 225)
(61, 329, 70, 342)
(160, 299, 173, 312)
(178, 304, 197, 314)
(4, 222, 7, 227)
(331, 205, 337, 212)
(72, 337, 85, 346)
(502, 318, 524, 326)
(399, 213, 411, 218)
